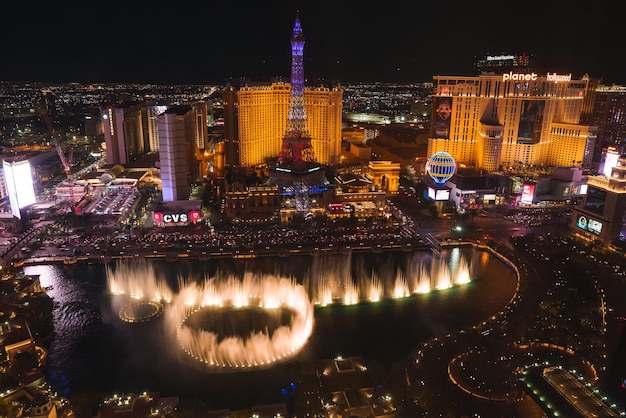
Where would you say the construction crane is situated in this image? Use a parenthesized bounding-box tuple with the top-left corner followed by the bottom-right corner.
(38, 103, 75, 206)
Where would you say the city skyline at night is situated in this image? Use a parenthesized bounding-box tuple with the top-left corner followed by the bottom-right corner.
(2, 5, 626, 417)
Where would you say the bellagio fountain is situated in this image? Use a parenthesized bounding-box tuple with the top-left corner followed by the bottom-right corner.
(106, 249, 473, 370)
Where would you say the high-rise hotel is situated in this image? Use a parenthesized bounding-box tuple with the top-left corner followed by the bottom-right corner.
(427, 72, 598, 172)
(223, 14, 343, 171)
(227, 83, 342, 168)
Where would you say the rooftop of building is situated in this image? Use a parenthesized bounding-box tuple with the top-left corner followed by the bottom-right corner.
(317, 356, 373, 392)
(154, 200, 202, 212)
(0, 146, 56, 164)
(165, 105, 192, 115)
(127, 151, 159, 169)
(98, 392, 178, 418)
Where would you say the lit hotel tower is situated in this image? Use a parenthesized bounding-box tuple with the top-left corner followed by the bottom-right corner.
(270, 13, 326, 187)
(427, 72, 598, 172)
(227, 13, 342, 171)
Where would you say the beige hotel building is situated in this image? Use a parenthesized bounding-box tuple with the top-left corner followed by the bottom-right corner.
(234, 82, 343, 167)
(427, 72, 598, 172)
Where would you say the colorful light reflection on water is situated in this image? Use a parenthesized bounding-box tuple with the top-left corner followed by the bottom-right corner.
(22, 248, 518, 409)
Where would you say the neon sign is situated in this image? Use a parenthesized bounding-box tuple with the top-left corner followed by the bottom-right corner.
(501, 71, 572, 83)
(163, 213, 188, 223)
(546, 72, 572, 83)
(520, 183, 535, 204)
(502, 72, 538, 82)
(486, 54, 515, 61)
(153, 210, 201, 226)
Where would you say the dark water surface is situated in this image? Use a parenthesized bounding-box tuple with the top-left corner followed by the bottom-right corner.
(22, 247, 517, 410)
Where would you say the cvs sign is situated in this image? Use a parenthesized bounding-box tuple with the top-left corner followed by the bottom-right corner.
(153, 210, 200, 226)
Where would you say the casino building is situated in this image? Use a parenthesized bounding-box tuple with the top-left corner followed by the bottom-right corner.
(427, 72, 598, 172)
(571, 154, 626, 247)
(232, 83, 343, 168)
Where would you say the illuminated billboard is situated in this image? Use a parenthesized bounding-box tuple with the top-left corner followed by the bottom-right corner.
(584, 186, 606, 215)
(601, 150, 620, 178)
(510, 176, 523, 194)
(520, 183, 535, 205)
(588, 218, 603, 235)
(435, 189, 450, 201)
(432, 97, 452, 139)
(517, 100, 544, 144)
(427, 187, 450, 201)
(327, 203, 349, 215)
(575, 214, 603, 236)
(3, 160, 36, 219)
(153, 210, 201, 226)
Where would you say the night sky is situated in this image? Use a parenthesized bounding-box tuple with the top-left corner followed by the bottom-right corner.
(1, 0, 623, 85)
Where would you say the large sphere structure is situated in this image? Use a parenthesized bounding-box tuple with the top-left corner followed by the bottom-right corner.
(426, 152, 457, 184)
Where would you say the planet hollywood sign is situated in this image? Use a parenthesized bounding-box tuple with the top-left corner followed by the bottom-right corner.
(502, 72, 572, 83)
(153, 210, 201, 226)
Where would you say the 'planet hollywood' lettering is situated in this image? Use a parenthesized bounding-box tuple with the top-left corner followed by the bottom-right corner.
(502, 72, 538, 82)
(502, 71, 573, 83)
(546, 72, 572, 83)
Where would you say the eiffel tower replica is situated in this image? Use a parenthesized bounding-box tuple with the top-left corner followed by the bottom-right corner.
(269, 12, 327, 189)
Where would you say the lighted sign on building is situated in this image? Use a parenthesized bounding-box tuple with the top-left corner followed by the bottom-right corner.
(601, 148, 620, 178)
(583, 186, 606, 215)
(487, 54, 515, 61)
(2, 160, 36, 219)
(510, 176, 523, 194)
(520, 184, 535, 205)
(575, 214, 603, 236)
(588, 218, 603, 235)
(435, 189, 450, 201)
(517, 100, 545, 144)
(500, 72, 571, 83)
(153, 210, 201, 226)
(502, 72, 538, 82)
(546, 72, 572, 83)
(432, 98, 452, 139)
(427, 187, 450, 201)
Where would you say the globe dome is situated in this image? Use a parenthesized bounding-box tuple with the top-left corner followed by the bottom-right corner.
(426, 152, 456, 184)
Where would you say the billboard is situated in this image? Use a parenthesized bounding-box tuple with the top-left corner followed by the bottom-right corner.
(153, 210, 201, 226)
(435, 189, 450, 201)
(601, 150, 620, 178)
(427, 187, 450, 201)
(432, 97, 452, 139)
(575, 214, 603, 236)
(588, 218, 603, 235)
(517, 100, 545, 144)
(427, 187, 436, 200)
(3, 160, 36, 219)
(510, 176, 524, 194)
(584, 186, 606, 215)
(520, 183, 535, 205)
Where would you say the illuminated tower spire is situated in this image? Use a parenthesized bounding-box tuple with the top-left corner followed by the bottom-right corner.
(278, 12, 316, 171)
